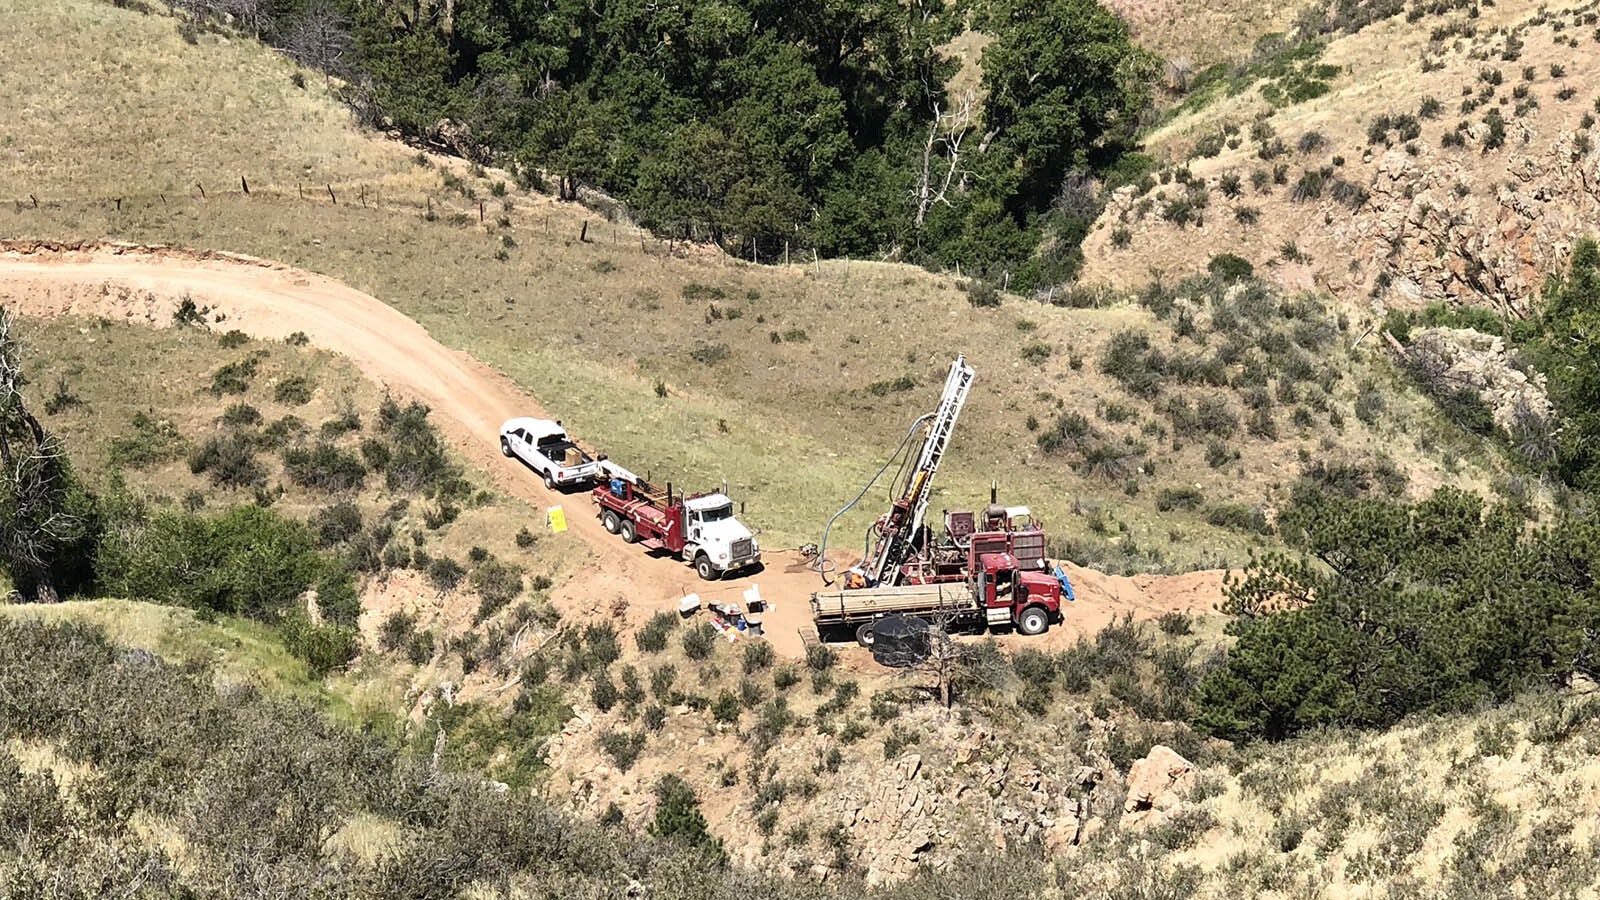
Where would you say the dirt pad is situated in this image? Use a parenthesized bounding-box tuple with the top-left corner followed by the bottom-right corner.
(0, 240, 1227, 657)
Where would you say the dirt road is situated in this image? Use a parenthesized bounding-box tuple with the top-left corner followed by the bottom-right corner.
(0, 240, 1226, 657)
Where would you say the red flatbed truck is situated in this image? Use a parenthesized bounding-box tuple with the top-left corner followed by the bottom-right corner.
(812, 505, 1069, 645)
(591, 459, 762, 580)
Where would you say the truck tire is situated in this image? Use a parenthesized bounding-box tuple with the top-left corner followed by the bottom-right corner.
(500, 438, 512, 457)
(602, 511, 621, 534)
(543, 471, 557, 490)
(856, 622, 876, 648)
(619, 520, 638, 543)
(1017, 605, 1049, 636)
(695, 554, 718, 581)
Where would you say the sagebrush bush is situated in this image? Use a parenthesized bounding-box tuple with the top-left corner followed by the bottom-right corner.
(208, 355, 261, 396)
(426, 556, 466, 591)
(682, 622, 717, 660)
(472, 558, 525, 621)
(377, 395, 464, 496)
(188, 433, 267, 488)
(110, 412, 187, 468)
(284, 442, 367, 492)
(310, 499, 363, 547)
(273, 374, 314, 405)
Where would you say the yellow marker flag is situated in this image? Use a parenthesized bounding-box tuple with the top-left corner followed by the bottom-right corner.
(547, 506, 567, 533)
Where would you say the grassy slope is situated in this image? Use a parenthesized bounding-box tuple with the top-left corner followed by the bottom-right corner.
(0, 0, 414, 197)
(0, 0, 1504, 572)
(9, 315, 582, 737)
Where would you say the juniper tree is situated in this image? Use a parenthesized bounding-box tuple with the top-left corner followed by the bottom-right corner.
(0, 309, 98, 602)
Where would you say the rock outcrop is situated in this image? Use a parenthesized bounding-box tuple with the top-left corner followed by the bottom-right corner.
(1120, 744, 1196, 829)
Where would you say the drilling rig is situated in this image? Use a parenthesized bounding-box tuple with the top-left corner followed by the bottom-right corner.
(811, 355, 1068, 645)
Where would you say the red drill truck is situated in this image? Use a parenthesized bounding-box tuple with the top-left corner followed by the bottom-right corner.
(591, 459, 761, 580)
(812, 504, 1069, 646)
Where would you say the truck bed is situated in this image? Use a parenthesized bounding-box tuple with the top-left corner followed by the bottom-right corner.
(811, 582, 975, 624)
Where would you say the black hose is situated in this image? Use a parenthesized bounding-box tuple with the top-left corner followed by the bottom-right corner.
(814, 412, 931, 585)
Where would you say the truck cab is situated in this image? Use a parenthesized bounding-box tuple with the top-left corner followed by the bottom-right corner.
(681, 493, 762, 579)
(974, 552, 1063, 636)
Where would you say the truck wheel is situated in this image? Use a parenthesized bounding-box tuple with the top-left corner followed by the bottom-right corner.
(543, 471, 558, 490)
(1017, 605, 1049, 636)
(695, 555, 718, 581)
(856, 622, 876, 648)
(500, 438, 512, 457)
(619, 520, 638, 543)
(602, 511, 620, 534)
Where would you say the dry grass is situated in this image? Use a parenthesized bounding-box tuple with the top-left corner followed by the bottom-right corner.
(2, 597, 360, 717)
(1159, 687, 1600, 896)
(1102, 0, 1304, 69)
(0, 0, 417, 199)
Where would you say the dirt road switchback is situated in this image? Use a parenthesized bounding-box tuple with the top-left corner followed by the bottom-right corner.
(0, 240, 1227, 657)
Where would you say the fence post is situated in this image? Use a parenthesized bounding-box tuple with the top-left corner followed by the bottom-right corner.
(241, 175, 250, 196)
(328, 184, 337, 205)
(197, 183, 206, 199)
(30, 194, 38, 208)
(580, 220, 589, 242)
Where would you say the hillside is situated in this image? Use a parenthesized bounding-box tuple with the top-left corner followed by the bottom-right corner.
(4, 0, 1600, 895)
(1083, 0, 1600, 322)
(0, 0, 1521, 577)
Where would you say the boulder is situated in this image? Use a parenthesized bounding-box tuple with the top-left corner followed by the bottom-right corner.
(1121, 745, 1196, 829)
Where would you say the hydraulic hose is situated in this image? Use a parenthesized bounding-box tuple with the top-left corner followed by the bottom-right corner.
(815, 412, 931, 585)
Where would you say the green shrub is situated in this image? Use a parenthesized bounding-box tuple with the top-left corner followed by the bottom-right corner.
(278, 610, 359, 673)
(1204, 503, 1271, 534)
(636, 611, 677, 653)
(773, 666, 801, 691)
(592, 676, 619, 712)
(188, 433, 267, 489)
(1101, 330, 1163, 397)
(472, 558, 524, 621)
(376, 396, 462, 495)
(109, 412, 187, 468)
(283, 442, 367, 492)
(98, 504, 326, 619)
(743, 641, 775, 673)
(597, 729, 645, 771)
(273, 375, 314, 405)
(682, 622, 717, 660)
(805, 643, 837, 672)
(426, 556, 465, 591)
(1156, 487, 1205, 511)
(208, 355, 261, 396)
(650, 775, 721, 856)
(964, 280, 1001, 308)
(1036, 411, 1093, 454)
(866, 375, 917, 396)
(220, 403, 262, 427)
(1207, 253, 1254, 281)
(310, 499, 363, 547)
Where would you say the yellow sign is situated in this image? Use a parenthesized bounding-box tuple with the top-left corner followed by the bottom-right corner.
(547, 506, 567, 533)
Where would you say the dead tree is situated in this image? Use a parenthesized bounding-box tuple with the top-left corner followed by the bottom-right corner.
(0, 309, 91, 603)
(912, 93, 977, 229)
(900, 609, 1010, 707)
(283, 0, 353, 81)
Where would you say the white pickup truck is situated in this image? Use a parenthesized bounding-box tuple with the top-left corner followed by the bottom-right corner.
(499, 417, 599, 489)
